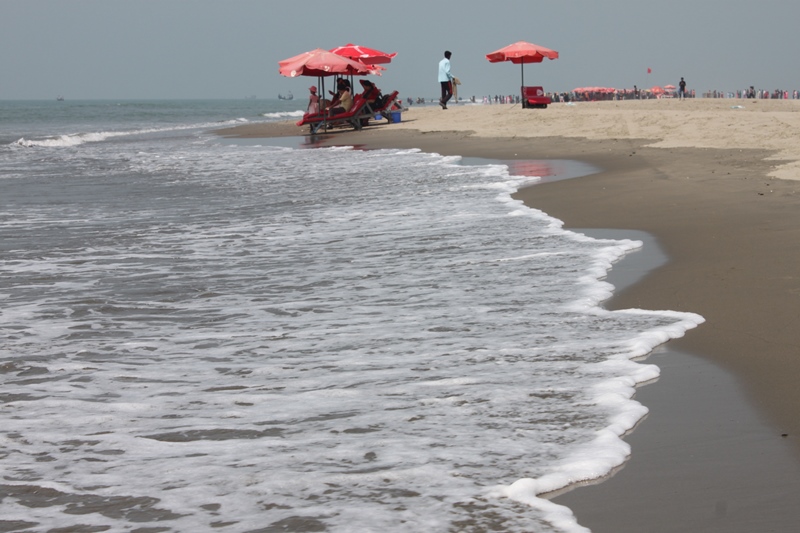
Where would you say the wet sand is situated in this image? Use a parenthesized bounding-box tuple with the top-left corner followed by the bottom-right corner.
(215, 100, 800, 530)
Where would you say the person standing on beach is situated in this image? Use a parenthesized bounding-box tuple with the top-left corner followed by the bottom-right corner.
(307, 86, 319, 115)
(438, 51, 455, 109)
(679, 77, 687, 100)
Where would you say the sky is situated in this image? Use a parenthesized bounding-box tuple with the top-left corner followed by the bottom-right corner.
(2, 0, 798, 100)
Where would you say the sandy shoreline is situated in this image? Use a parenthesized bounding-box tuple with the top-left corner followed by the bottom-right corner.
(215, 99, 800, 530)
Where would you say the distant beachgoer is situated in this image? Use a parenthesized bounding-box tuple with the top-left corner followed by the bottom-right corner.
(307, 86, 319, 115)
(679, 77, 687, 100)
(438, 50, 455, 109)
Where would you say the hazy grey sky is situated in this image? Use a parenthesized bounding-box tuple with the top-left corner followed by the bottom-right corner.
(2, 0, 798, 100)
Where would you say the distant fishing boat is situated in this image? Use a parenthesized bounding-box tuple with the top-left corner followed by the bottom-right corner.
(56, 96, 64, 101)
(278, 92, 293, 100)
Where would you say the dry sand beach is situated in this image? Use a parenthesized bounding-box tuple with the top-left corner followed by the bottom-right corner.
(217, 99, 800, 531)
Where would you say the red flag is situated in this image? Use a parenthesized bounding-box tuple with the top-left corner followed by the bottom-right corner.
(647, 68, 652, 74)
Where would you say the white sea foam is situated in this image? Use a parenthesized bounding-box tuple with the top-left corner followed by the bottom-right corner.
(14, 127, 169, 147)
(12, 120, 247, 148)
(262, 110, 305, 119)
(0, 127, 704, 531)
(14, 132, 113, 147)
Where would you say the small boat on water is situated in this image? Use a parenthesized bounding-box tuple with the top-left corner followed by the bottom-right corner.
(56, 96, 64, 101)
(278, 92, 294, 100)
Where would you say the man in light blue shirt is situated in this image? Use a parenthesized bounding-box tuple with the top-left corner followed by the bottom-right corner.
(438, 50, 454, 109)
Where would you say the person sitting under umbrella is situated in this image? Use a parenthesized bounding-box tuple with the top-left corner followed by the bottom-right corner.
(327, 78, 350, 100)
(359, 79, 381, 103)
(327, 83, 353, 116)
(324, 78, 348, 110)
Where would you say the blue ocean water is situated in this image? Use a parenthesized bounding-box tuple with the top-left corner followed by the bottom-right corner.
(0, 99, 702, 532)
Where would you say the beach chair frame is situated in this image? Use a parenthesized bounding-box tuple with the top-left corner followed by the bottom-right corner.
(371, 91, 400, 122)
(297, 94, 375, 134)
(296, 89, 402, 132)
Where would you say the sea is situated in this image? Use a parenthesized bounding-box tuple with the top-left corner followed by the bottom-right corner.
(0, 99, 703, 532)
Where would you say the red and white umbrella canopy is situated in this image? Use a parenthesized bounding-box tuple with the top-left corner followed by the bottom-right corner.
(278, 48, 372, 78)
(329, 43, 397, 65)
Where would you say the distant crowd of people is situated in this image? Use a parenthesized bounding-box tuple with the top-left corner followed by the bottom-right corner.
(403, 87, 800, 106)
(704, 87, 800, 99)
(430, 51, 800, 105)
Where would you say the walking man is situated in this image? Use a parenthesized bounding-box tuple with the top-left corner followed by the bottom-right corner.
(678, 77, 687, 100)
(438, 51, 455, 109)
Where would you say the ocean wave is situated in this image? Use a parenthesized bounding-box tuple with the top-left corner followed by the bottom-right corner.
(14, 132, 118, 148)
(12, 123, 216, 148)
(262, 110, 304, 119)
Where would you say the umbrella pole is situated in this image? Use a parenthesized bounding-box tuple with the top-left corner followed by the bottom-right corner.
(321, 77, 327, 131)
(521, 63, 524, 89)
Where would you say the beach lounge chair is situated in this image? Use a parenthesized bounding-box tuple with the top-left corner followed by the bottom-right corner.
(296, 93, 374, 134)
(371, 90, 399, 122)
(521, 86, 551, 109)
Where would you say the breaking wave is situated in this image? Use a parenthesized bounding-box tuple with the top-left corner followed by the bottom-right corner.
(262, 110, 304, 119)
(12, 119, 248, 148)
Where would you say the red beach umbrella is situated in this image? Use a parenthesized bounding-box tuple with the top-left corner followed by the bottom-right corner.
(486, 41, 559, 64)
(278, 50, 314, 68)
(278, 48, 372, 78)
(279, 49, 375, 112)
(486, 41, 558, 87)
(330, 43, 397, 65)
